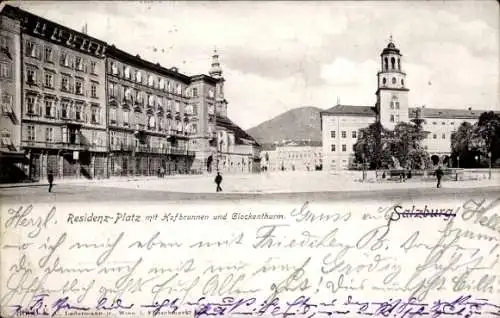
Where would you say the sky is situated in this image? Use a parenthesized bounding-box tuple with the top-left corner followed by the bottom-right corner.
(6, 1, 499, 129)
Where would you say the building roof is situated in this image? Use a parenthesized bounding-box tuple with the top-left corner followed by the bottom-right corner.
(321, 104, 496, 120)
(216, 116, 260, 147)
(321, 104, 376, 117)
(190, 74, 219, 84)
(107, 45, 192, 84)
(2, 4, 221, 85)
(381, 41, 402, 56)
(2, 5, 107, 57)
(408, 107, 499, 119)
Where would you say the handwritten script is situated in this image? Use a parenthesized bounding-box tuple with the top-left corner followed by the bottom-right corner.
(1, 198, 499, 317)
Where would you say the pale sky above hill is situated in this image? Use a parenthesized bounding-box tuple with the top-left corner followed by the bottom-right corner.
(6, 1, 499, 129)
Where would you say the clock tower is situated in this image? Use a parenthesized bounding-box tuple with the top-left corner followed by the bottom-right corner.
(209, 49, 228, 118)
(375, 37, 409, 129)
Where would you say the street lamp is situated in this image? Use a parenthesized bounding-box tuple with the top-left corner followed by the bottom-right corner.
(488, 151, 492, 180)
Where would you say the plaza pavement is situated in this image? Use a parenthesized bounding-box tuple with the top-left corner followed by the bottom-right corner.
(3, 170, 495, 193)
(1, 171, 498, 204)
(89, 171, 499, 193)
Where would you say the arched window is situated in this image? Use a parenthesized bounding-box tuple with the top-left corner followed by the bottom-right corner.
(392, 77, 396, 84)
(391, 57, 395, 70)
(401, 79, 404, 86)
(384, 57, 388, 70)
(397, 58, 401, 70)
(382, 77, 387, 85)
(396, 102, 400, 109)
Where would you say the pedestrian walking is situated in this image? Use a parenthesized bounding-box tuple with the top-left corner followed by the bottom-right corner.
(215, 172, 223, 192)
(47, 170, 54, 192)
(436, 166, 443, 188)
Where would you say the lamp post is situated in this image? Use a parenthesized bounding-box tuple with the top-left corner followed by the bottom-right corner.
(488, 151, 492, 180)
(362, 153, 366, 182)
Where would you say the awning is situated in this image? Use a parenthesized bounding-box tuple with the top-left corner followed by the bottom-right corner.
(0, 150, 28, 161)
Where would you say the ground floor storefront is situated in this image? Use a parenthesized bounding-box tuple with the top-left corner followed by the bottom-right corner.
(26, 149, 107, 181)
(0, 151, 30, 183)
(108, 152, 195, 177)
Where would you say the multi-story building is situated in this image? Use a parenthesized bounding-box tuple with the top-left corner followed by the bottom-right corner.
(321, 39, 495, 171)
(0, 4, 260, 182)
(2, 5, 108, 180)
(106, 46, 197, 176)
(261, 141, 323, 172)
(204, 51, 261, 174)
(0, 11, 23, 182)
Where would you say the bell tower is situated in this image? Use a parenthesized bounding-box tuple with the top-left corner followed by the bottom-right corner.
(209, 49, 227, 118)
(375, 36, 409, 129)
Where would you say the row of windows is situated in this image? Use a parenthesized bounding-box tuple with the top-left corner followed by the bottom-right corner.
(108, 108, 197, 133)
(109, 61, 216, 98)
(25, 125, 105, 146)
(432, 121, 455, 125)
(25, 95, 101, 123)
(382, 77, 404, 87)
(107, 82, 198, 114)
(276, 152, 322, 159)
(25, 68, 100, 98)
(330, 130, 358, 139)
(25, 40, 99, 75)
(432, 133, 448, 139)
(330, 144, 355, 152)
(383, 56, 401, 71)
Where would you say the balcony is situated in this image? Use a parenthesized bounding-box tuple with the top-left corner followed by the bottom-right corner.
(22, 140, 60, 149)
(110, 143, 134, 151)
(135, 123, 146, 132)
(59, 142, 88, 151)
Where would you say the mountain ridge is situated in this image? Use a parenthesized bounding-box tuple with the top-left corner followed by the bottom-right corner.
(246, 106, 324, 145)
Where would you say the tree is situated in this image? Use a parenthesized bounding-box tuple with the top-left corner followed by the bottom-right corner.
(474, 111, 500, 163)
(451, 112, 500, 168)
(388, 121, 430, 169)
(451, 122, 476, 167)
(353, 122, 391, 169)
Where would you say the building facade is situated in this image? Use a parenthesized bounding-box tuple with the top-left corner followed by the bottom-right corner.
(0, 12, 23, 182)
(321, 40, 494, 171)
(0, 4, 260, 182)
(2, 5, 109, 181)
(106, 46, 196, 176)
(262, 142, 323, 172)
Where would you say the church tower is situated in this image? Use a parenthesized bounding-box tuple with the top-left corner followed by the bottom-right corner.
(209, 49, 228, 118)
(375, 37, 409, 129)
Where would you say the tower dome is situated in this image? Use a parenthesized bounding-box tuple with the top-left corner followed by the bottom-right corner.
(382, 36, 401, 56)
(209, 49, 223, 79)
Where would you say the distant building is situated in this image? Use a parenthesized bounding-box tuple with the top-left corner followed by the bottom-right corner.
(262, 141, 322, 172)
(321, 39, 495, 171)
(0, 4, 260, 182)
